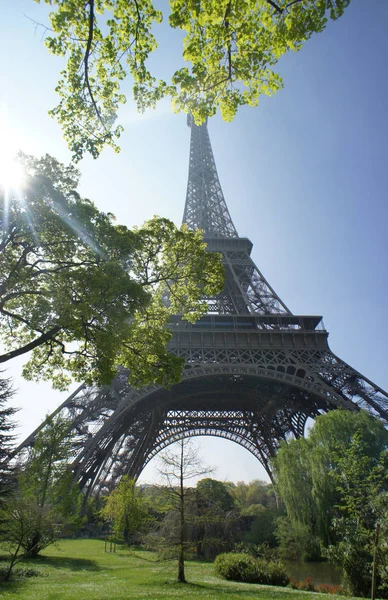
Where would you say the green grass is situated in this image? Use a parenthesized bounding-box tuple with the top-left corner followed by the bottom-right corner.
(0, 539, 352, 600)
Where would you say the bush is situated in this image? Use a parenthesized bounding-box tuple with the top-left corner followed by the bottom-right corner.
(289, 578, 346, 595)
(215, 553, 259, 583)
(214, 552, 289, 586)
(0, 565, 43, 580)
(315, 583, 347, 595)
(264, 560, 290, 587)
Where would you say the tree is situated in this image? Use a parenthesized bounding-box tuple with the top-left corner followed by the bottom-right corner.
(0, 415, 82, 579)
(194, 478, 240, 559)
(0, 375, 20, 581)
(15, 415, 83, 556)
(0, 153, 223, 390)
(102, 476, 149, 544)
(324, 436, 388, 598)
(272, 433, 321, 560)
(196, 478, 235, 513)
(0, 495, 63, 578)
(227, 480, 282, 551)
(33, 0, 351, 160)
(273, 410, 388, 562)
(0, 375, 17, 508)
(229, 480, 276, 515)
(274, 514, 320, 562)
(156, 439, 211, 583)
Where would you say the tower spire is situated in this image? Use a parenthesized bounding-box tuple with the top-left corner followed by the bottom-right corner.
(183, 116, 238, 238)
(183, 116, 291, 315)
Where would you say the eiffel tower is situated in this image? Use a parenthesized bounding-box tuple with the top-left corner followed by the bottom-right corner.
(17, 117, 388, 497)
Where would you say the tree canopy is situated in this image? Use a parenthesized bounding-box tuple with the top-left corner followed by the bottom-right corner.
(273, 410, 388, 555)
(14, 415, 83, 557)
(196, 478, 235, 513)
(102, 476, 149, 544)
(325, 432, 388, 597)
(0, 154, 223, 389)
(34, 0, 351, 159)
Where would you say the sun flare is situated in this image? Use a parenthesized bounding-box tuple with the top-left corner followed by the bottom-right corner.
(0, 109, 26, 193)
(0, 155, 25, 191)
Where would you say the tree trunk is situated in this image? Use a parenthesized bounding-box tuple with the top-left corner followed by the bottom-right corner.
(27, 532, 42, 557)
(4, 540, 23, 581)
(178, 544, 185, 583)
(178, 440, 186, 583)
(371, 522, 380, 600)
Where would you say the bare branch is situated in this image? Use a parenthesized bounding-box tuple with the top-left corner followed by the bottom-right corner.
(23, 13, 88, 43)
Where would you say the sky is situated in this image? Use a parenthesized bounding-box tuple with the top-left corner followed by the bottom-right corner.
(1, 0, 388, 485)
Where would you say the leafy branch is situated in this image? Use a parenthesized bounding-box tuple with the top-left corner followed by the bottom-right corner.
(83, 0, 108, 134)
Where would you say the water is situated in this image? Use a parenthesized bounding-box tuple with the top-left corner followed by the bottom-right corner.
(284, 560, 343, 586)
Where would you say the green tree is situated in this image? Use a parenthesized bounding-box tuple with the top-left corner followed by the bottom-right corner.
(0, 375, 17, 509)
(34, 0, 351, 160)
(0, 153, 223, 390)
(196, 478, 235, 513)
(16, 415, 83, 556)
(272, 434, 320, 559)
(0, 376, 20, 581)
(228, 480, 283, 551)
(0, 495, 64, 575)
(102, 476, 149, 544)
(141, 484, 172, 514)
(274, 514, 320, 561)
(229, 480, 276, 515)
(273, 410, 388, 561)
(194, 478, 239, 559)
(325, 436, 388, 597)
(0, 415, 82, 578)
(244, 506, 284, 549)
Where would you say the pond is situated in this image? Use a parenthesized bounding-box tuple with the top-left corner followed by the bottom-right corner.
(284, 560, 343, 586)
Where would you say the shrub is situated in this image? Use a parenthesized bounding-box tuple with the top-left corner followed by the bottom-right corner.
(288, 578, 346, 595)
(215, 553, 259, 583)
(264, 560, 290, 586)
(288, 577, 317, 592)
(0, 566, 43, 580)
(315, 583, 347, 595)
(214, 552, 289, 586)
(13, 566, 43, 578)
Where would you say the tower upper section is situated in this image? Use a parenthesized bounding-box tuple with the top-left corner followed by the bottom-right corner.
(183, 116, 238, 238)
(182, 116, 292, 316)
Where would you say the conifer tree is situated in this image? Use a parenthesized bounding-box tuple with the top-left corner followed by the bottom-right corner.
(0, 375, 17, 509)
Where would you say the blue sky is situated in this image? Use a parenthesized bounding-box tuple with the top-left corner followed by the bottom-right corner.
(1, 0, 388, 484)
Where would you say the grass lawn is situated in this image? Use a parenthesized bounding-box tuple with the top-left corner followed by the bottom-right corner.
(0, 539, 354, 600)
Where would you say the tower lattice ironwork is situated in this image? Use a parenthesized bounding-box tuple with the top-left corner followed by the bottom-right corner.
(17, 117, 388, 496)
